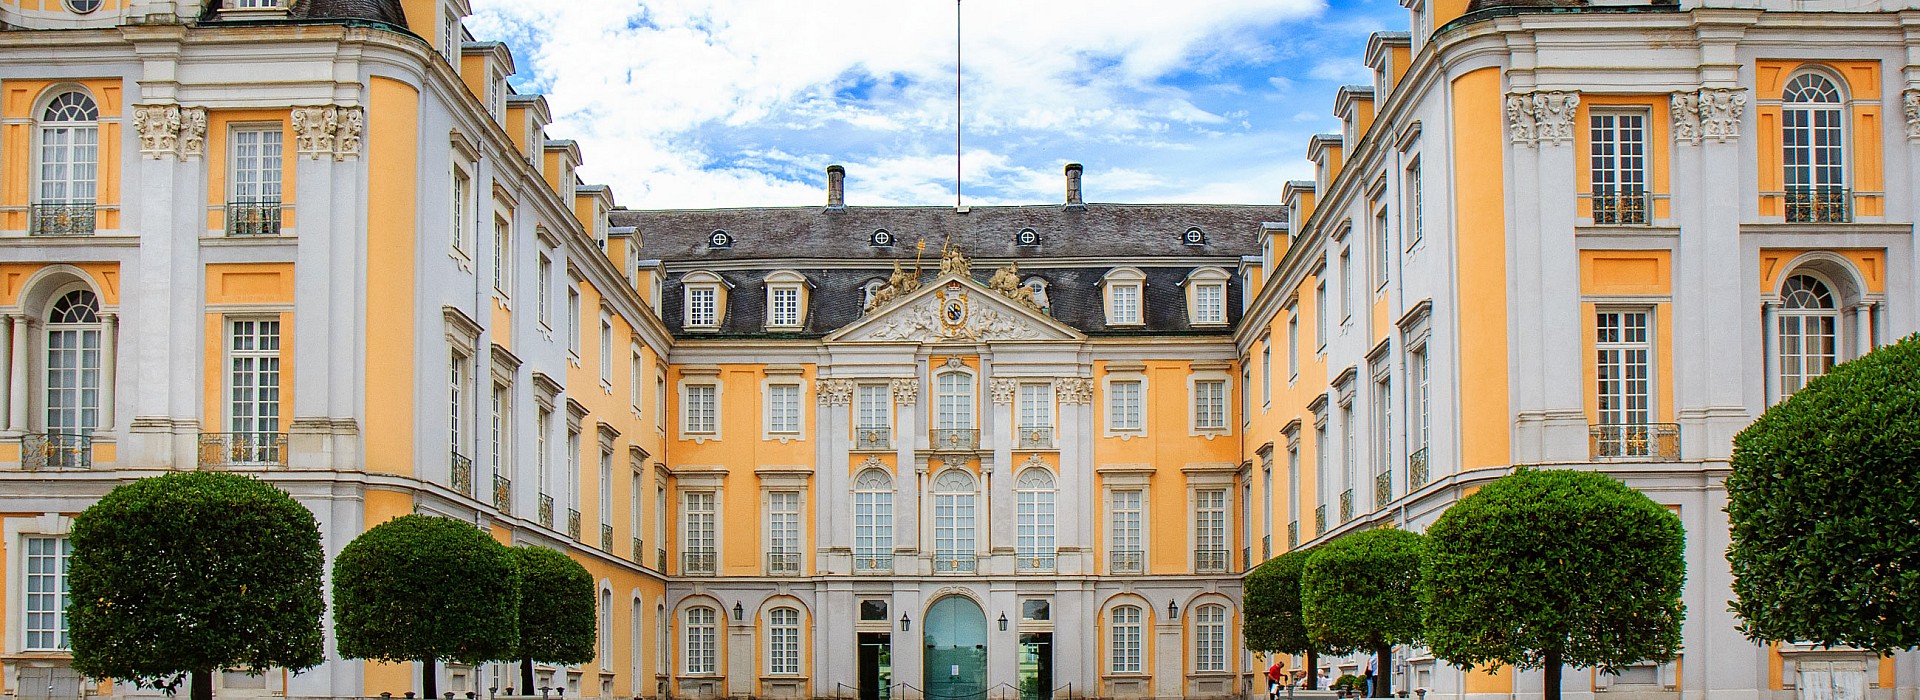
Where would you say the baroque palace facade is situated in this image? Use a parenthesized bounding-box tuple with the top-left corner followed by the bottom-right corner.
(1, 2, 1919, 700)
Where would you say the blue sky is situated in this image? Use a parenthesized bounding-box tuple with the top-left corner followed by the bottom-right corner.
(466, 0, 1407, 208)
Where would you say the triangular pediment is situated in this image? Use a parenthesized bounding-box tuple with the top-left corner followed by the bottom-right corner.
(828, 274, 1084, 343)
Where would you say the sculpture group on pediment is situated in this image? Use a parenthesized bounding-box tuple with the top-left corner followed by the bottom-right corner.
(987, 262, 1045, 314)
(863, 259, 924, 315)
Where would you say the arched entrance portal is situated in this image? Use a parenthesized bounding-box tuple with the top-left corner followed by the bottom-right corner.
(924, 596, 987, 700)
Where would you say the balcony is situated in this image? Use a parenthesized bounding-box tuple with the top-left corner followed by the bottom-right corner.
(1241, 547, 1251, 571)
(197, 432, 287, 468)
(632, 537, 645, 564)
(1785, 186, 1850, 224)
(492, 475, 512, 514)
(1339, 488, 1354, 522)
(853, 554, 894, 574)
(933, 553, 977, 574)
(656, 548, 667, 571)
(683, 550, 717, 576)
(567, 508, 582, 540)
(20, 432, 90, 470)
(766, 551, 802, 576)
(1261, 535, 1270, 560)
(1375, 471, 1393, 506)
(1287, 521, 1299, 549)
(538, 493, 555, 528)
(450, 451, 473, 496)
(1591, 423, 1681, 461)
(1016, 426, 1054, 449)
(1195, 548, 1229, 574)
(1015, 552, 1056, 573)
(1590, 187, 1648, 225)
(1109, 549, 1144, 575)
(1314, 505, 1327, 535)
(854, 426, 891, 450)
(928, 428, 979, 451)
(600, 523, 614, 551)
(30, 202, 95, 236)
(226, 199, 283, 236)
(1408, 447, 1430, 490)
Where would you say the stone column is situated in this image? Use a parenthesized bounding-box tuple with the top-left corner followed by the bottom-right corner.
(98, 312, 117, 432)
(1853, 302, 1876, 356)
(988, 376, 1016, 573)
(892, 377, 921, 573)
(9, 315, 29, 432)
(0, 316, 11, 431)
(817, 378, 853, 573)
(1761, 302, 1779, 407)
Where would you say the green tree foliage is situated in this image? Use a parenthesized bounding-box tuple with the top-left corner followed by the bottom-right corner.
(1727, 334, 1920, 653)
(1244, 549, 1323, 689)
(1422, 467, 1685, 700)
(511, 546, 596, 692)
(68, 472, 325, 700)
(334, 515, 521, 698)
(1302, 528, 1425, 698)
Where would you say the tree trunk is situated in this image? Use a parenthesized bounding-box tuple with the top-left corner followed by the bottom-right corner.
(1374, 645, 1392, 698)
(191, 669, 213, 700)
(422, 658, 437, 700)
(1305, 650, 1319, 690)
(521, 657, 535, 696)
(1544, 648, 1564, 700)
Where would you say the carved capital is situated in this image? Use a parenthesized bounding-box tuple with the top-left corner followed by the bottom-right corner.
(817, 379, 854, 407)
(1506, 91, 1579, 145)
(132, 105, 206, 160)
(1055, 377, 1093, 405)
(291, 105, 364, 160)
(889, 378, 919, 406)
(1904, 90, 1920, 139)
(1697, 88, 1746, 143)
(989, 378, 1018, 405)
(1670, 92, 1702, 145)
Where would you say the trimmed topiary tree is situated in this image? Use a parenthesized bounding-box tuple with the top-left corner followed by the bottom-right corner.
(1422, 467, 1685, 700)
(510, 545, 596, 693)
(1245, 549, 1322, 689)
(1301, 528, 1425, 699)
(334, 515, 521, 699)
(1727, 334, 1920, 653)
(68, 472, 325, 700)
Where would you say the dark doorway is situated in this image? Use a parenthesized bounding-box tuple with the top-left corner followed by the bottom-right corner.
(1018, 633, 1053, 700)
(858, 632, 892, 700)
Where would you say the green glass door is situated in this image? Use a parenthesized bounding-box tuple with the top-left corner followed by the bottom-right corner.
(924, 597, 987, 700)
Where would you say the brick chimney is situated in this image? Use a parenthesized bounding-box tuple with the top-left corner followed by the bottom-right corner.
(826, 164, 846, 209)
(1064, 163, 1084, 208)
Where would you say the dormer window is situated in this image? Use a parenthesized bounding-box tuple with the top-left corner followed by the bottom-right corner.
(1021, 277, 1050, 313)
(764, 271, 807, 331)
(862, 279, 888, 309)
(1182, 227, 1207, 246)
(65, 0, 101, 12)
(707, 230, 733, 250)
(1184, 267, 1231, 327)
(869, 229, 895, 247)
(682, 271, 727, 331)
(1016, 228, 1042, 247)
(1102, 267, 1147, 327)
(227, 0, 282, 7)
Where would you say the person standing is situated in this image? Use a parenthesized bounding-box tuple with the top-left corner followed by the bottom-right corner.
(1267, 658, 1288, 700)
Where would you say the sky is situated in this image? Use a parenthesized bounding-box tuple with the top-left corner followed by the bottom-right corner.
(465, 0, 1409, 209)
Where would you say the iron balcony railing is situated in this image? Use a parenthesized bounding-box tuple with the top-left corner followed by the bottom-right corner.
(1109, 549, 1144, 575)
(1339, 489, 1354, 522)
(632, 537, 645, 564)
(1314, 505, 1328, 535)
(1287, 521, 1299, 550)
(1016, 426, 1054, 449)
(538, 493, 555, 528)
(853, 554, 894, 574)
(21, 432, 90, 470)
(1590, 186, 1649, 225)
(1242, 547, 1251, 571)
(226, 199, 283, 236)
(450, 451, 474, 496)
(197, 432, 287, 468)
(600, 523, 614, 551)
(932, 553, 977, 574)
(1261, 535, 1270, 560)
(1015, 552, 1056, 573)
(656, 548, 667, 571)
(1376, 471, 1393, 506)
(493, 475, 512, 515)
(1408, 447, 1430, 490)
(766, 551, 802, 576)
(1591, 423, 1681, 461)
(854, 426, 891, 450)
(1784, 186, 1851, 223)
(683, 550, 717, 576)
(29, 202, 95, 236)
(1195, 548, 1229, 574)
(566, 508, 582, 540)
(929, 428, 979, 451)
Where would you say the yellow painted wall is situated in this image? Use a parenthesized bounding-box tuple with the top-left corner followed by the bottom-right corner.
(1754, 60, 1884, 217)
(1450, 67, 1511, 471)
(1580, 251, 1671, 296)
(361, 488, 418, 696)
(364, 76, 421, 477)
(1758, 248, 1885, 294)
(0, 262, 120, 305)
(204, 109, 298, 231)
(1464, 666, 1513, 694)
(1, 78, 123, 231)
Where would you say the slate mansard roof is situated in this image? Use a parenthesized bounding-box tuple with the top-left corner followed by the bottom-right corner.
(616, 202, 1288, 339)
(199, 0, 408, 25)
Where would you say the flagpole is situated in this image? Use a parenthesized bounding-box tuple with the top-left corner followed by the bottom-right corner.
(955, 0, 963, 210)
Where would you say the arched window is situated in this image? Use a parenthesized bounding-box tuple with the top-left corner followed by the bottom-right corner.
(1014, 468, 1056, 572)
(684, 606, 717, 674)
(1110, 604, 1144, 673)
(861, 279, 888, 310)
(853, 469, 894, 573)
(656, 602, 670, 675)
(598, 588, 613, 670)
(630, 598, 644, 682)
(1782, 72, 1847, 222)
(45, 289, 101, 437)
(35, 91, 99, 236)
(1778, 274, 1838, 397)
(767, 607, 801, 675)
(1193, 603, 1228, 672)
(1022, 276, 1051, 313)
(931, 470, 977, 573)
(934, 370, 974, 429)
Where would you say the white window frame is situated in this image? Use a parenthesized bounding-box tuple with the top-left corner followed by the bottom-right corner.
(1589, 110, 1649, 224)
(598, 310, 613, 386)
(1104, 372, 1146, 436)
(1338, 248, 1353, 324)
(1595, 308, 1654, 428)
(492, 213, 513, 295)
(228, 124, 283, 206)
(1109, 488, 1145, 571)
(679, 379, 721, 442)
(1777, 273, 1840, 398)
(852, 469, 894, 568)
(1109, 604, 1144, 673)
(683, 606, 717, 674)
(931, 470, 978, 567)
(1404, 157, 1423, 248)
(225, 317, 282, 440)
(682, 492, 717, 568)
(766, 490, 802, 558)
(764, 271, 806, 330)
(856, 383, 892, 431)
(629, 345, 644, 414)
(682, 271, 725, 331)
(23, 535, 72, 651)
(762, 380, 803, 440)
(535, 253, 553, 329)
(1017, 382, 1053, 433)
(566, 285, 582, 358)
(1103, 267, 1147, 326)
(1190, 375, 1229, 435)
(767, 606, 802, 675)
(933, 369, 976, 430)
(1193, 603, 1228, 673)
(449, 164, 471, 255)
(1014, 468, 1057, 569)
(1782, 72, 1848, 194)
(1184, 266, 1231, 327)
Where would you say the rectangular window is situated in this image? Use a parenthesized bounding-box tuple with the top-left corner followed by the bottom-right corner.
(1195, 488, 1226, 569)
(448, 352, 465, 453)
(451, 169, 469, 251)
(932, 490, 976, 559)
(1017, 383, 1052, 430)
(1315, 279, 1328, 351)
(854, 482, 892, 563)
(1404, 158, 1423, 245)
(684, 607, 716, 674)
(1240, 366, 1251, 426)
(567, 288, 581, 354)
(1195, 605, 1227, 672)
(599, 314, 613, 383)
(1287, 315, 1299, 379)
(1110, 490, 1142, 565)
(1590, 112, 1649, 224)
(684, 384, 717, 434)
(1374, 208, 1391, 289)
(1015, 481, 1055, 564)
(683, 492, 716, 559)
(685, 287, 716, 327)
(536, 254, 552, 326)
(1286, 445, 1300, 529)
(493, 216, 511, 293)
(768, 491, 801, 555)
(857, 384, 891, 429)
(1315, 425, 1329, 516)
(629, 470, 641, 555)
(630, 349, 643, 411)
(1194, 379, 1226, 430)
(492, 385, 510, 480)
(1342, 404, 1356, 501)
(767, 384, 800, 434)
(769, 287, 800, 327)
(1374, 377, 1392, 498)
(227, 319, 281, 440)
(656, 373, 668, 430)
(1110, 606, 1142, 673)
(566, 428, 580, 513)
(230, 127, 283, 204)
(935, 372, 974, 429)
(1108, 380, 1142, 431)
(1411, 349, 1430, 452)
(598, 449, 613, 532)
(767, 608, 801, 675)
(1260, 344, 1272, 405)
(1194, 283, 1225, 324)
(1339, 249, 1353, 321)
(1596, 310, 1652, 426)
(536, 408, 552, 497)
(1110, 284, 1140, 324)
(25, 536, 71, 651)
